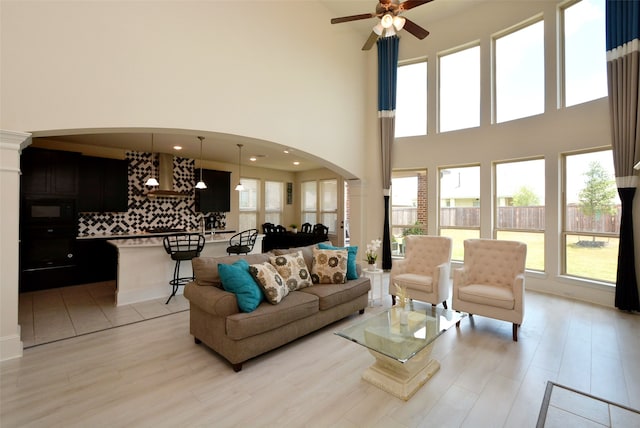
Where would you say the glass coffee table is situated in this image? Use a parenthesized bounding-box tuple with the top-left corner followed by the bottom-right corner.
(335, 304, 465, 400)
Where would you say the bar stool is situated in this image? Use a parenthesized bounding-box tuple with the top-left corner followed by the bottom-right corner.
(163, 233, 205, 304)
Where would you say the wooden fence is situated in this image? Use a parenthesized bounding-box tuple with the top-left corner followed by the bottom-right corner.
(392, 205, 621, 233)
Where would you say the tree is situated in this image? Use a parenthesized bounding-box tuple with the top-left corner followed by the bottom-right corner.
(578, 161, 617, 238)
(512, 186, 540, 206)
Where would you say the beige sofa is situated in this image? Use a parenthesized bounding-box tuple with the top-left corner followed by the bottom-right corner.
(184, 244, 371, 371)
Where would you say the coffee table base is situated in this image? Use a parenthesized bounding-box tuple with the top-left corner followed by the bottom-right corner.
(362, 343, 439, 401)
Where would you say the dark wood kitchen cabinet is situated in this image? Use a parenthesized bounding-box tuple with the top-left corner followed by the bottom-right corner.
(21, 147, 79, 197)
(78, 156, 129, 212)
(195, 169, 231, 213)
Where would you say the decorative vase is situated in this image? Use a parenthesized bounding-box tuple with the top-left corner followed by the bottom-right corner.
(291, 228, 297, 234)
(400, 309, 409, 325)
(368, 261, 377, 271)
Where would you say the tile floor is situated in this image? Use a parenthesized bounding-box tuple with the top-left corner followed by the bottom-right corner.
(541, 382, 640, 427)
(18, 281, 189, 348)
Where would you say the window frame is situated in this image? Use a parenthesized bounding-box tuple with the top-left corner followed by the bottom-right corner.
(437, 164, 482, 261)
(492, 16, 545, 124)
(437, 42, 481, 133)
(238, 177, 259, 231)
(561, 148, 620, 284)
(264, 180, 284, 226)
(493, 157, 546, 272)
(395, 58, 428, 138)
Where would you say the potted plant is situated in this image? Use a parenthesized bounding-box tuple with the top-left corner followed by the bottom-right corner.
(290, 224, 298, 234)
(365, 238, 382, 270)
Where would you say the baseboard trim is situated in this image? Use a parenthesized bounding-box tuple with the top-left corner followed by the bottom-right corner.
(0, 333, 24, 361)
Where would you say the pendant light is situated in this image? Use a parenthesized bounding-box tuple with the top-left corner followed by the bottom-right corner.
(145, 134, 159, 187)
(195, 136, 207, 189)
(235, 144, 244, 191)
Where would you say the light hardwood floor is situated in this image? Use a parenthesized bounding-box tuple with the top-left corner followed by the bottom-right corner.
(2, 276, 639, 427)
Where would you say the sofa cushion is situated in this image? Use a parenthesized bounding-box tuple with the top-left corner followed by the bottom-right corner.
(299, 276, 371, 311)
(192, 253, 271, 288)
(311, 248, 348, 284)
(317, 243, 359, 280)
(218, 260, 264, 313)
(226, 291, 319, 340)
(269, 251, 312, 291)
(249, 262, 288, 304)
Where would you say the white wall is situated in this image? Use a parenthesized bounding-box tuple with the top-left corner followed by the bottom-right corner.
(0, 1, 369, 180)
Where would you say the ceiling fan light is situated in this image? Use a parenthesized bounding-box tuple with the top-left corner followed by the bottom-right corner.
(373, 22, 384, 35)
(385, 26, 396, 37)
(235, 182, 244, 191)
(393, 16, 406, 31)
(145, 177, 159, 187)
(195, 180, 207, 189)
(381, 13, 393, 28)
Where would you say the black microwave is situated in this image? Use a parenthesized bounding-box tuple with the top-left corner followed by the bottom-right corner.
(24, 199, 76, 223)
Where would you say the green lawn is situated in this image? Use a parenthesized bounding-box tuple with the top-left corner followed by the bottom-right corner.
(438, 229, 618, 283)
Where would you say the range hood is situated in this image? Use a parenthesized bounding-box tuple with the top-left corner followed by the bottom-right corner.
(147, 153, 190, 197)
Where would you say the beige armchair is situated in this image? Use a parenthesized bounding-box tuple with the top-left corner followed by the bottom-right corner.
(452, 239, 527, 341)
(389, 235, 453, 308)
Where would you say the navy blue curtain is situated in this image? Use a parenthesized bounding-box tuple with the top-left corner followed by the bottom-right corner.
(606, 0, 640, 311)
(377, 36, 399, 270)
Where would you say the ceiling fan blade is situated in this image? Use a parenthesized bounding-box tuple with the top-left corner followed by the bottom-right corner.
(398, 0, 434, 12)
(403, 17, 430, 39)
(362, 32, 379, 51)
(331, 13, 376, 24)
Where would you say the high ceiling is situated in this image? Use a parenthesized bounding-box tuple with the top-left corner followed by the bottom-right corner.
(38, 130, 324, 172)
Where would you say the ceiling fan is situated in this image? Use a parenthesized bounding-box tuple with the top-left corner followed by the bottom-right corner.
(330, 0, 433, 50)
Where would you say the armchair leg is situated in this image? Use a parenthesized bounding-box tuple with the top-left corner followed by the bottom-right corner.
(512, 324, 519, 342)
(456, 320, 461, 328)
(391, 295, 396, 306)
(442, 301, 448, 309)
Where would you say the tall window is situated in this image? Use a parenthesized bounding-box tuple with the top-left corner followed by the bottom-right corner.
(495, 158, 545, 271)
(495, 20, 544, 123)
(320, 179, 338, 233)
(301, 181, 317, 225)
(439, 45, 480, 132)
(439, 165, 481, 260)
(391, 170, 427, 257)
(238, 178, 259, 231)
(563, 150, 620, 283)
(395, 61, 427, 137)
(562, 0, 607, 107)
(264, 180, 283, 225)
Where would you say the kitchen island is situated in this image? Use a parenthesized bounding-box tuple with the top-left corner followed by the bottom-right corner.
(107, 232, 263, 306)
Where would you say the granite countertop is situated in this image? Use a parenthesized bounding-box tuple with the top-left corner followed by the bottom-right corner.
(77, 229, 236, 240)
(106, 232, 239, 248)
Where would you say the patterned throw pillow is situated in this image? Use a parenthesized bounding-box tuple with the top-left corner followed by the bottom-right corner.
(249, 262, 288, 304)
(311, 248, 348, 284)
(269, 251, 312, 291)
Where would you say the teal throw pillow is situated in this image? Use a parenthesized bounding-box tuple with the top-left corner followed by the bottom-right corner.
(218, 259, 264, 313)
(317, 243, 359, 280)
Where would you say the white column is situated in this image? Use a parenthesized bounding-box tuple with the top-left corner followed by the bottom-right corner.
(0, 130, 31, 361)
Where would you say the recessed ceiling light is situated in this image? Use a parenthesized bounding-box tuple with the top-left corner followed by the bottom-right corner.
(293, 161, 300, 166)
(283, 149, 290, 154)
(173, 145, 182, 151)
(249, 156, 257, 162)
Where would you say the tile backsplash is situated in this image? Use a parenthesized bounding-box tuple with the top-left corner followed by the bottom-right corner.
(77, 151, 204, 236)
